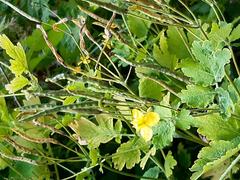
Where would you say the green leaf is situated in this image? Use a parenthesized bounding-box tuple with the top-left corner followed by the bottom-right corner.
(228, 77, 240, 103)
(180, 58, 214, 86)
(0, 158, 8, 170)
(192, 113, 240, 141)
(216, 87, 234, 118)
(181, 40, 231, 86)
(69, 115, 118, 148)
(127, 14, 151, 39)
(230, 24, 240, 42)
(166, 27, 190, 59)
(164, 151, 177, 178)
(114, 119, 122, 143)
(9, 161, 50, 179)
(190, 137, 240, 180)
(192, 40, 231, 85)
(140, 147, 156, 169)
(177, 143, 191, 169)
(5, 75, 29, 93)
(153, 120, 175, 149)
(154, 93, 172, 119)
(89, 148, 99, 166)
(209, 22, 232, 47)
(175, 109, 193, 130)
(0, 96, 10, 123)
(0, 34, 28, 75)
(112, 139, 143, 171)
(141, 166, 161, 180)
(139, 78, 164, 100)
(153, 31, 177, 70)
(178, 85, 215, 108)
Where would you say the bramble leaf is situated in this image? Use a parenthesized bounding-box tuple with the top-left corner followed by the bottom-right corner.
(178, 85, 215, 108)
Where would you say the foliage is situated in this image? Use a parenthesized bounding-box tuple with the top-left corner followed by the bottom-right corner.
(0, 0, 240, 179)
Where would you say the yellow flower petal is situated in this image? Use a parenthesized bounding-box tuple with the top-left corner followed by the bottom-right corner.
(132, 109, 143, 120)
(140, 126, 153, 142)
(131, 109, 144, 131)
(143, 112, 160, 127)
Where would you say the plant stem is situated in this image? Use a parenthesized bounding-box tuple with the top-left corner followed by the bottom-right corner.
(102, 164, 158, 179)
(219, 153, 240, 180)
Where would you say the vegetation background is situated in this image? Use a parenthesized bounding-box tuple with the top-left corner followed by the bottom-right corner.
(0, 0, 240, 179)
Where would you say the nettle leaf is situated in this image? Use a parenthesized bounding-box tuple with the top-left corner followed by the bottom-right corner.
(192, 113, 240, 141)
(153, 31, 177, 70)
(141, 166, 161, 180)
(216, 87, 234, 118)
(0, 34, 28, 75)
(127, 13, 151, 39)
(164, 151, 177, 178)
(178, 85, 215, 108)
(181, 40, 231, 86)
(230, 24, 240, 42)
(175, 109, 193, 130)
(112, 138, 146, 171)
(152, 120, 175, 149)
(5, 76, 29, 93)
(190, 137, 240, 180)
(69, 115, 118, 148)
(139, 77, 164, 100)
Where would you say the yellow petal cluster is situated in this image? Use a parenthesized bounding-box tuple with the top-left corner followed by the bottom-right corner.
(131, 109, 160, 141)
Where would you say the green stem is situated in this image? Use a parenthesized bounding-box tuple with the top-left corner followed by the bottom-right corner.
(219, 153, 240, 180)
(47, 143, 60, 180)
(102, 164, 158, 180)
(176, 130, 208, 146)
(229, 45, 240, 77)
(225, 69, 240, 98)
(61, 164, 99, 180)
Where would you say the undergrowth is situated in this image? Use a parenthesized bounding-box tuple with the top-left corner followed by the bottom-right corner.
(0, 0, 240, 179)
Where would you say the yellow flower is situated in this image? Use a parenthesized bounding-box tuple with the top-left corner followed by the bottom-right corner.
(131, 109, 160, 141)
